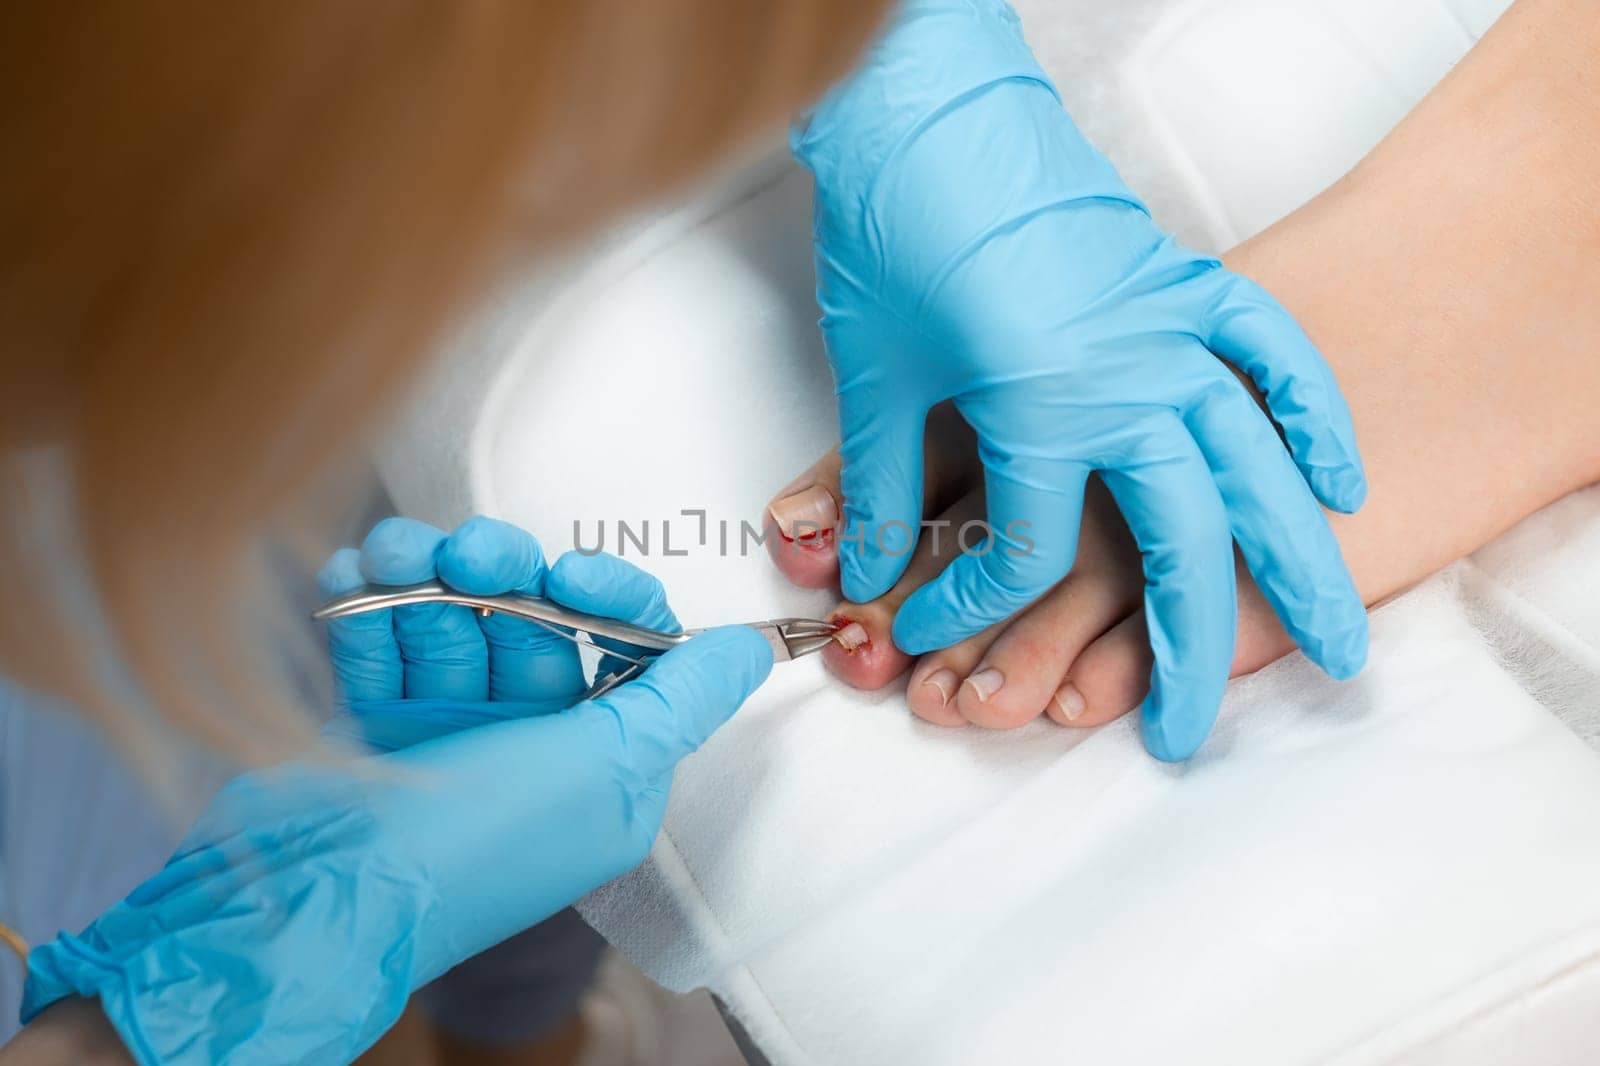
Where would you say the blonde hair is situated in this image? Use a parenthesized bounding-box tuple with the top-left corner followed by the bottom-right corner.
(0, 0, 890, 764)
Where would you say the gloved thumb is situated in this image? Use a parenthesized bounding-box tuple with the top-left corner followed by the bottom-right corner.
(578, 625, 773, 782)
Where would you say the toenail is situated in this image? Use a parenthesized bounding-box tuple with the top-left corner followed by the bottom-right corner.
(922, 669, 958, 706)
(832, 620, 870, 653)
(1053, 683, 1086, 722)
(768, 485, 837, 544)
(964, 667, 1004, 702)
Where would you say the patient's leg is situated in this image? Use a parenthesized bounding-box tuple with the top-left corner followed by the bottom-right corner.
(768, 0, 1600, 726)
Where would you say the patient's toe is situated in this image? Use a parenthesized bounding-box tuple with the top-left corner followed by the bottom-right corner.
(764, 455, 844, 589)
(1047, 565, 1303, 730)
(821, 489, 984, 691)
(1052, 613, 1152, 728)
(907, 636, 990, 727)
(953, 567, 1138, 730)
(821, 602, 913, 690)
(941, 478, 1141, 730)
(764, 403, 980, 592)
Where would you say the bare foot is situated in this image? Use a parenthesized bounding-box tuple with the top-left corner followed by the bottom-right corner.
(768, 0, 1600, 734)
(779, 450, 1252, 732)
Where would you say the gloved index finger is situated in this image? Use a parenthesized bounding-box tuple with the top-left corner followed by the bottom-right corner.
(546, 551, 679, 632)
(827, 320, 932, 604)
(893, 403, 1088, 653)
(436, 516, 580, 702)
(318, 547, 402, 704)
(436, 515, 549, 596)
(362, 517, 489, 701)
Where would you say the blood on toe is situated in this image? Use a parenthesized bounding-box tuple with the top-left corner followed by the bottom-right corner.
(777, 525, 835, 552)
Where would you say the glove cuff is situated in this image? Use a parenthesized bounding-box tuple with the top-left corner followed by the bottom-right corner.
(23, 934, 164, 1066)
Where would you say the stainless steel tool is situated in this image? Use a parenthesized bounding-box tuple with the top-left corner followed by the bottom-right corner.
(314, 581, 837, 698)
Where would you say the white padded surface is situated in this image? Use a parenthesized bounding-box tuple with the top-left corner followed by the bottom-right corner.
(378, 0, 1600, 1061)
(1016, 0, 1509, 248)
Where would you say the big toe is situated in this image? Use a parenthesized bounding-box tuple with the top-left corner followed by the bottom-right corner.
(822, 603, 914, 690)
(764, 482, 841, 589)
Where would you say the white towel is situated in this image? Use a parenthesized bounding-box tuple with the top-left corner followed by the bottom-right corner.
(379, 0, 1600, 1061)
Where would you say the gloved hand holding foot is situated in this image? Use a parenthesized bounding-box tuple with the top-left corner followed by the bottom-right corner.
(21, 517, 772, 1066)
(791, 0, 1369, 759)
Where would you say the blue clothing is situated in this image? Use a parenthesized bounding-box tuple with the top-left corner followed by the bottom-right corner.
(0, 680, 202, 1044)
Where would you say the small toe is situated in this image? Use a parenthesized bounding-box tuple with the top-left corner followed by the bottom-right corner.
(1058, 612, 1153, 728)
(906, 636, 992, 727)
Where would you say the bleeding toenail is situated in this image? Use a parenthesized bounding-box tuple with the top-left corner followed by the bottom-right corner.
(1053, 683, 1086, 722)
(768, 485, 837, 545)
(964, 668, 1004, 702)
(922, 669, 958, 706)
(832, 621, 870, 653)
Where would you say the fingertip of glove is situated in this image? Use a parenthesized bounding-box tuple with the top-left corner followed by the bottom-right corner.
(317, 548, 365, 597)
(1315, 462, 1368, 515)
(1320, 615, 1369, 681)
(438, 516, 543, 594)
(694, 625, 776, 689)
(1333, 479, 1368, 515)
(546, 553, 679, 633)
(838, 560, 885, 606)
(360, 517, 445, 584)
(1139, 699, 1211, 763)
(891, 573, 1004, 656)
(888, 598, 946, 657)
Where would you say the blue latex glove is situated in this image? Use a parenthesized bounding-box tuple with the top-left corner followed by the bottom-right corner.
(793, 0, 1368, 760)
(21, 517, 772, 1065)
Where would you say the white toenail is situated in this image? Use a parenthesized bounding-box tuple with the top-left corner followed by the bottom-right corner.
(922, 669, 958, 706)
(1054, 683, 1087, 722)
(964, 668, 1004, 702)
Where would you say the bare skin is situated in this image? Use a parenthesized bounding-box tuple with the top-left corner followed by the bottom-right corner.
(0, 1000, 131, 1066)
(356, 1002, 590, 1066)
(0, 988, 590, 1066)
(766, 0, 1600, 732)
